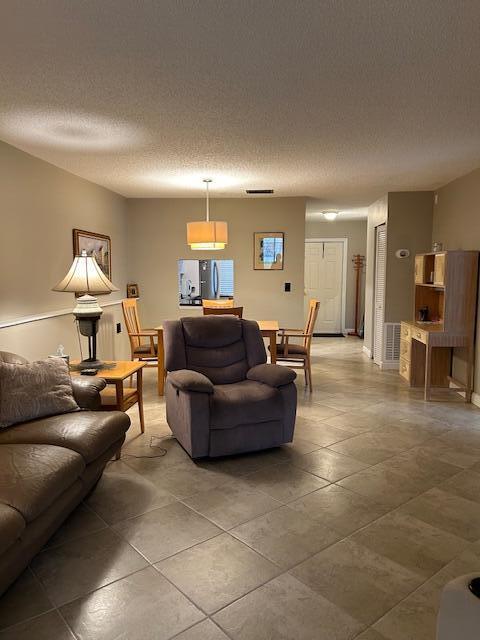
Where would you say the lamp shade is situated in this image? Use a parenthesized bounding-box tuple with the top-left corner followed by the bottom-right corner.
(52, 250, 118, 295)
(187, 220, 228, 250)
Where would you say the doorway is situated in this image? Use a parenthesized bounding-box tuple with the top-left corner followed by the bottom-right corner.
(304, 239, 346, 334)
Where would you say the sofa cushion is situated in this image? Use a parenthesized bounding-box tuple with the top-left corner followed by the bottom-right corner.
(182, 315, 243, 348)
(0, 444, 85, 522)
(247, 364, 297, 387)
(210, 380, 282, 429)
(0, 503, 26, 552)
(0, 357, 79, 429)
(0, 411, 130, 465)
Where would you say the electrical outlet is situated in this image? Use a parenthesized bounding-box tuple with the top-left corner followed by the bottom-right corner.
(116, 322, 121, 334)
(284, 282, 291, 292)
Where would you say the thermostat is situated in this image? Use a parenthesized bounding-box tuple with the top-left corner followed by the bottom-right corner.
(395, 249, 410, 259)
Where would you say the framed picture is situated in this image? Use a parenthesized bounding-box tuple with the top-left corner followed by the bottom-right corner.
(253, 232, 284, 270)
(127, 283, 139, 298)
(73, 229, 112, 280)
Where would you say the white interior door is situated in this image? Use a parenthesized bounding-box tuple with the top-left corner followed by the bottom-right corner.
(304, 240, 344, 333)
(373, 224, 387, 365)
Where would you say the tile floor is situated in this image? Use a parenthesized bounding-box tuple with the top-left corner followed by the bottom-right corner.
(2, 338, 480, 639)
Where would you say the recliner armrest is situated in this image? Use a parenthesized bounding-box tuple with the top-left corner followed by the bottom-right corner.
(247, 364, 296, 388)
(71, 377, 107, 410)
(168, 370, 214, 394)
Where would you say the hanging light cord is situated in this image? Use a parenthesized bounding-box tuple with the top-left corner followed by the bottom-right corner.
(204, 178, 211, 222)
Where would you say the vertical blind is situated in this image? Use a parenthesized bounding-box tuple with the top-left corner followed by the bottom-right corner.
(218, 260, 234, 296)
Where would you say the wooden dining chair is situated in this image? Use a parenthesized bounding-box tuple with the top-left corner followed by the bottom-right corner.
(203, 306, 244, 318)
(202, 299, 235, 309)
(274, 299, 320, 391)
(122, 298, 159, 364)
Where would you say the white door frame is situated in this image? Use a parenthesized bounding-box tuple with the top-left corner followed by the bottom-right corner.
(305, 238, 348, 334)
(373, 224, 387, 365)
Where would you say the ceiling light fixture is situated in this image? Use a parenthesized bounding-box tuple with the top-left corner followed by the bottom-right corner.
(323, 210, 339, 221)
(187, 179, 228, 250)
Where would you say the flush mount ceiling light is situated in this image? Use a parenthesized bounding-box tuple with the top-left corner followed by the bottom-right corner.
(323, 210, 339, 221)
(187, 179, 228, 250)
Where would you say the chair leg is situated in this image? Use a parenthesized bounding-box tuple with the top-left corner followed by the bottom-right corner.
(306, 356, 313, 392)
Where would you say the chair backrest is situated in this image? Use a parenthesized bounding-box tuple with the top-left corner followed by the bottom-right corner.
(202, 299, 235, 309)
(163, 316, 266, 384)
(303, 299, 320, 351)
(122, 299, 142, 349)
(203, 306, 243, 318)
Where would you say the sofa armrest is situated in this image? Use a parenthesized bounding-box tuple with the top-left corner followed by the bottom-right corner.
(247, 364, 296, 388)
(168, 370, 214, 394)
(71, 377, 106, 410)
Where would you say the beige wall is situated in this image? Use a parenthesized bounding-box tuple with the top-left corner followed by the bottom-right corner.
(432, 168, 480, 396)
(363, 193, 433, 355)
(385, 192, 434, 323)
(126, 197, 306, 329)
(0, 141, 130, 361)
(305, 219, 367, 330)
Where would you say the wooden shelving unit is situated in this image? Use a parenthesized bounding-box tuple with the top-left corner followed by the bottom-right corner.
(400, 250, 479, 401)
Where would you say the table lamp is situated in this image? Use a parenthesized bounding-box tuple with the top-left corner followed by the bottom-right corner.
(53, 250, 118, 370)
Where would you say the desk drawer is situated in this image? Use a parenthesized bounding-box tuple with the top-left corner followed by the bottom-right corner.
(412, 327, 427, 344)
(400, 338, 411, 362)
(400, 323, 411, 340)
(399, 357, 411, 383)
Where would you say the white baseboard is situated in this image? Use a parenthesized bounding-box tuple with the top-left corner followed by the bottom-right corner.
(362, 345, 372, 358)
(379, 361, 400, 371)
(472, 392, 480, 409)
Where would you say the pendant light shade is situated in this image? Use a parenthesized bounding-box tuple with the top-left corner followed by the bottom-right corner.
(187, 179, 228, 250)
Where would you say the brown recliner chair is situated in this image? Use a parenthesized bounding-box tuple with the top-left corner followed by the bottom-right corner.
(163, 316, 297, 458)
(0, 351, 130, 596)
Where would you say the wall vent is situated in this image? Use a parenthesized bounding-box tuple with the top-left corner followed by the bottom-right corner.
(382, 322, 401, 368)
(245, 189, 274, 194)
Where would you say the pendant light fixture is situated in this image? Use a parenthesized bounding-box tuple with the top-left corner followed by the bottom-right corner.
(187, 179, 228, 250)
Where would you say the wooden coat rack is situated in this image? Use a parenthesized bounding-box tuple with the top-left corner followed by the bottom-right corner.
(348, 254, 365, 337)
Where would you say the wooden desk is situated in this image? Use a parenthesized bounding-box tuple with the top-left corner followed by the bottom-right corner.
(400, 321, 473, 402)
(258, 320, 279, 364)
(71, 360, 146, 432)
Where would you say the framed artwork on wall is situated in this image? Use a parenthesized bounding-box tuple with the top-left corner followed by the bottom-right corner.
(126, 283, 139, 298)
(73, 229, 112, 280)
(253, 232, 284, 270)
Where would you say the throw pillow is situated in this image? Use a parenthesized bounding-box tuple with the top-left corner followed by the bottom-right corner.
(0, 357, 79, 428)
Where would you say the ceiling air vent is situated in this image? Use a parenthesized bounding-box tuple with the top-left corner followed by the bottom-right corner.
(246, 189, 274, 194)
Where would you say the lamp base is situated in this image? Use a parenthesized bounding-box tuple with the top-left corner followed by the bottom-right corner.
(70, 359, 116, 372)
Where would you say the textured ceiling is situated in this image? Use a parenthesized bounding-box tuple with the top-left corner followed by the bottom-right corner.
(1, 1, 480, 207)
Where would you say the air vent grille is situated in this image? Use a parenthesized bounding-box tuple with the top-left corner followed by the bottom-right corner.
(246, 189, 274, 194)
(384, 323, 401, 362)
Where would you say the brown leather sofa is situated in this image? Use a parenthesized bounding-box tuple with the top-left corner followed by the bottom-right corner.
(0, 351, 131, 596)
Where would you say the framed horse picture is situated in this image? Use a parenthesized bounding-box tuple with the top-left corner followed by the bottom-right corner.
(73, 229, 112, 280)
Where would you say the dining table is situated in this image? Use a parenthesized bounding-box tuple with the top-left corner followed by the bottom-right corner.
(257, 320, 280, 364)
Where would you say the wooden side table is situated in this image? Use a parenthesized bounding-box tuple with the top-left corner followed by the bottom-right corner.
(70, 360, 146, 433)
